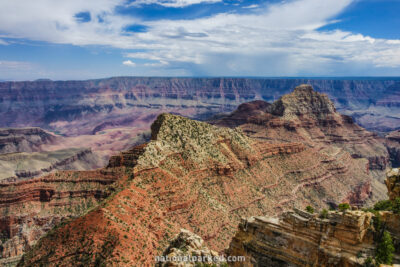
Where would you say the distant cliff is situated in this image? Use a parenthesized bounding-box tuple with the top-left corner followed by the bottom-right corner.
(0, 77, 399, 135)
(0, 128, 57, 154)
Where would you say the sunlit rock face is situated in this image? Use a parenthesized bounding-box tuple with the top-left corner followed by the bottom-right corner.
(17, 110, 376, 266)
(212, 84, 391, 204)
(227, 210, 375, 267)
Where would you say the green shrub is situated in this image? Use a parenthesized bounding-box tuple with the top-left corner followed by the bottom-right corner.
(305, 205, 314, 214)
(375, 231, 395, 265)
(373, 212, 382, 233)
(373, 200, 393, 211)
(338, 203, 350, 212)
(319, 209, 328, 219)
(393, 197, 400, 214)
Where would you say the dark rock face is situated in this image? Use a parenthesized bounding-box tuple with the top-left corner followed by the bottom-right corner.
(0, 77, 399, 135)
(0, 128, 57, 154)
(386, 130, 400, 167)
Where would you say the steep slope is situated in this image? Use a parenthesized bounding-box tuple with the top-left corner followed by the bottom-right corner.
(386, 130, 400, 168)
(17, 112, 375, 266)
(0, 128, 57, 154)
(0, 167, 123, 266)
(212, 84, 390, 201)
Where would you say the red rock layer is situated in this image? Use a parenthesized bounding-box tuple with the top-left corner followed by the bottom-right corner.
(0, 167, 122, 263)
(17, 114, 374, 266)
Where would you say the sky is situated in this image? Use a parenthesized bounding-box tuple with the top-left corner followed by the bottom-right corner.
(0, 0, 399, 80)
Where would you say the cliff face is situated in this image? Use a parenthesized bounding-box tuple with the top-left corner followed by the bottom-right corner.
(227, 169, 400, 267)
(0, 148, 102, 182)
(212, 85, 391, 202)
(17, 111, 376, 266)
(0, 77, 399, 136)
(0, 167, 122, 266)
(386, 168, 400, 201)
(386, 131, 400, 168)
(228, 210, 374, 267)
(0, 128, 57, 154)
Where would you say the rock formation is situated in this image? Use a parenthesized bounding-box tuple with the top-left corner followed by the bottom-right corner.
(386, 131, 400, 168)
(16, 111, 376, 266)
(212, 84, 391, 202)
(0, 78, 399, 168)
(228, 169, 400, 267)
(228, 209, 374, 266)
(0, 128, 57, 154)
(385, 168, 400, 201)
(156, 229, 224, 267)
(0, 166, 123, 266)
(0, 148, 101, 182)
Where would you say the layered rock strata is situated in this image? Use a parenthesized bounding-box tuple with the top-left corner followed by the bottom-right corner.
(0, 166, 123, 266)
(212, 85, 391, 201)
(17, 113, 375, 266)
(228, 169, 400, 267)
(0, 128, 57, 154)
(227, 209, 375, 267)
(1, 77, 399, 134)
(0, 148, 101, 182)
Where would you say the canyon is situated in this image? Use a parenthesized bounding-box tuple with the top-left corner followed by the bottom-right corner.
(15, 85, 388, 266)
(0, 77, 399, 165)
(0, 84, 396, 266)
(0, 127, 105, 182)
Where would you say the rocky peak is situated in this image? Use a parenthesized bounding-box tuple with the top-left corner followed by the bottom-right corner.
(137, 113, 253, 170)
(386, 168, 400, 200)
(267, 84, 336, 120)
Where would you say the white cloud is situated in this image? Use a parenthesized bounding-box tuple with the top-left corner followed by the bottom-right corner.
(243, 4, 259, 9)
(0, 0, 400, 76)
(0, 39, 7, 45)
(122, 60, 136, 66)
(130, 0, 222, 7)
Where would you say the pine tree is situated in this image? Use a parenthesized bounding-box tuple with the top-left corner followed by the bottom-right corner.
(375, 230, 395, 265)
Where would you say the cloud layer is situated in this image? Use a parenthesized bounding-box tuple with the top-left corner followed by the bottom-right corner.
(0, 0, 400, 77)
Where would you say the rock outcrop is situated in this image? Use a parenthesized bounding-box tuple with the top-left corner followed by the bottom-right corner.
(17, 111, 376, 266)
(212, 84, 391, 202)
(386, 168, 400, 201)
(386, 131, 400, 168)
(228, 169, 400, 267)
(156, 229, 223, 267)
(227, 210, 375, 267)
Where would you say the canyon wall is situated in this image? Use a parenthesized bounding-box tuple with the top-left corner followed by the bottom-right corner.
(228, 210, 375, 267)
(17, 112, 377, 266)
(0, 128, 57, 154)
(0, 77, 399, 135)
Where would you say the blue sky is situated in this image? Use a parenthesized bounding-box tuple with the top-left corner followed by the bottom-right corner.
(0, 0, 399, 80)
